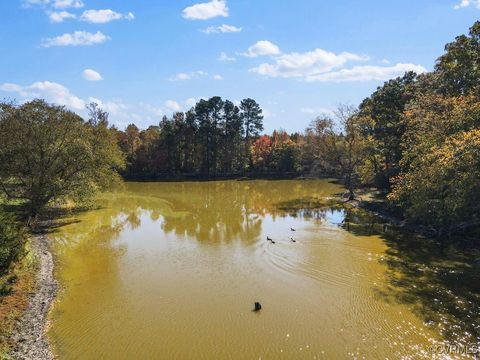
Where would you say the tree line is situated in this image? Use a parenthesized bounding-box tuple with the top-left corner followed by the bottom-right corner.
(0, 21, 479, 278)
(111, 21, 480, 238)
(118, 98, 264, 178)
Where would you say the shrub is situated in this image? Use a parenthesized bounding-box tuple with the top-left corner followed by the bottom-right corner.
(0, 210, 24, 275)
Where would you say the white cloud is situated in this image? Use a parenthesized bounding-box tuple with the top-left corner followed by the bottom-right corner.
(250, 48, 368, 78)
(47, 10, 76, 22)
(80, 9, 135, 24)
(202, 24, 241, 34)
(142, 98, 203, 117)
(185, 98, 197, 108)
(41, 31, 110, 47)
(213, 74, 224, 80)
(0, 83, 24, 93)
(0, 81, 85, 109)
(262, 108, 273, 119)
(304, 63, 427, 82)
(165, 100, 181, 112)
(380, 59, 390, 64)
(169, 70, 208, 81)
(246, 44, 426, 83)
(52, 0, 84, 9)
(454, 0, 480, 9)
(82, 69, 103, 81)
(22, 0, 51, 8)
(182, 0, 228, 20)
(88, 97, 128, 115)
(218, 52, 236, 61)
(242, 40, 281, 57)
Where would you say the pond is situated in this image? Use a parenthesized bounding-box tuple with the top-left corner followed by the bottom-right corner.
(48, 180, 479, 359)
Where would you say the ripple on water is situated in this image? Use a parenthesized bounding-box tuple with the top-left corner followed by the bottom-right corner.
(49, 180, 461, 359)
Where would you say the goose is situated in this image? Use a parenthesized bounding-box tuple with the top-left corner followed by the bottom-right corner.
(266, 236, 275, 244)
(290, 227, 296, 231)
(290, 237, 296, 243)
(254, 302, 262, 311)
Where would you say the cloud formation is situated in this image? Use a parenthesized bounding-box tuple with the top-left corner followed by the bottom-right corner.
(202, 24, 241, 34)
(182, 0, 228, 20)
(250, 48, 369, 78)
(454, 0, 480, 9)
(24, 0, 84, 8)
(242, 40, 281, 57)
(0, 81, 85, 109)
(82, 69, 103, 81)
(41, 31, 110, 47)
(165, 100, 181, 112)
(303, 63, 427, 82)
(80, 9, 135, 24)
(47, 10, 75, 22)
(218, 52, 236, 61)
(246, 43, 426, 82)
(88, 97, 128, 116)
(169, 71, 208, 81)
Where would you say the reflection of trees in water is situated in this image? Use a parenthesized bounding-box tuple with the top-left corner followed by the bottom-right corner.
(341, 209, 480, 347)
(51, 181, 479, 347)
(49, 206, 130, 298)
(122, 180, 342, 243)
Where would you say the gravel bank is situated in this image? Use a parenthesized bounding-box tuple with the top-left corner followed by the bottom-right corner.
(10, 234, 58, 360)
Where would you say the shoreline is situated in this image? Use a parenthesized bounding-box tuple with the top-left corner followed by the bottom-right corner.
(10, 233, 58, 360)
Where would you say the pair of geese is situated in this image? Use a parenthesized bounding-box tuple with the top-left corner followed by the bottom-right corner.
(266, 227, 296, 244)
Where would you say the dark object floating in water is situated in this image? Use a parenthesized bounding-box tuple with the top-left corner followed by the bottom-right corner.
(266, 236, 275, 244)
(290, 227, 296, 231)
(254, 302, 262, 311)
(291, 237, 296, 242)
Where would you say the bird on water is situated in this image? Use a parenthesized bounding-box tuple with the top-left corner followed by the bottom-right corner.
(290, 227, 296, 231)
(266, 236, 275, 244)
(290, 237, 296, 242)
(254, 302, 262, 311)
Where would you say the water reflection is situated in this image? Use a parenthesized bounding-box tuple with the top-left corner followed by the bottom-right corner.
(47, 180, 478, 359)
(340, 209, 480, 348)
(103, 180, 343, 244)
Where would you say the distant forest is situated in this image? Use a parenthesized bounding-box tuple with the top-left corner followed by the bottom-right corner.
(1, 21, 479, 240)
(114, 21, 480, 237)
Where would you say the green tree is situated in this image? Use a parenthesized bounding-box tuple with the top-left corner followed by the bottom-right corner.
(358, 72, 417, 189)
(222, 100, 243, 173)
(240, 98, 264, 171)
(0, 99, 124, 216)
(435, 21, 480, 96)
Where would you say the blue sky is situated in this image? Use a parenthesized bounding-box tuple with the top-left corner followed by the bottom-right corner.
(0, 0, 479, 132)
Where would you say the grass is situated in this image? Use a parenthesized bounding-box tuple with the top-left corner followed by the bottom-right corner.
(0, 239, 37, 359)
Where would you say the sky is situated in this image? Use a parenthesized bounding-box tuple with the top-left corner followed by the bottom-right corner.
(0, 0, 479, 132)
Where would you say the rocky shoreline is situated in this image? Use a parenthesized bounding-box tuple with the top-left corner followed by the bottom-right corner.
(10, 234, 58, 360)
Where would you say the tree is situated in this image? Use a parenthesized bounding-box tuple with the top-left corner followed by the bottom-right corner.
(251, 135, 272, 171)
(222, 100, 243, 173)
(435, 21, 480, 96)
(124, 124, 141, 156)
(240, 99, 264, 171)
(0, 99, 125, 216)
(208, 96, 225, 175)
(270, 131, 299, 172)
(389, 129, 480, 237)
(358, 72, 417, 189)
(309, 106, 365, 199)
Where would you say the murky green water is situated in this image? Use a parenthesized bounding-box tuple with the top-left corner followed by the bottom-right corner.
(48, 180, 479, 359)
